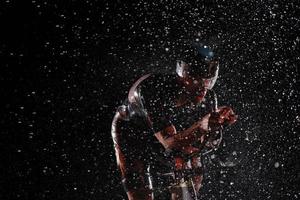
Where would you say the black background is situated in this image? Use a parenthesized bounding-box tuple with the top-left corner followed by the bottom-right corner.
(1, 0, 299, 199)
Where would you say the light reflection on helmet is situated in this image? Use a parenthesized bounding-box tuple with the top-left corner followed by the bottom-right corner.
(176, 43, 219, 90)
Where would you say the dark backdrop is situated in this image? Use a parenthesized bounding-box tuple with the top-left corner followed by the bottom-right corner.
(1, 0, 299, 199)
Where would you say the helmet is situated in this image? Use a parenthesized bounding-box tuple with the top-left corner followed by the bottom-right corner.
(176, 43, 219, 89)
